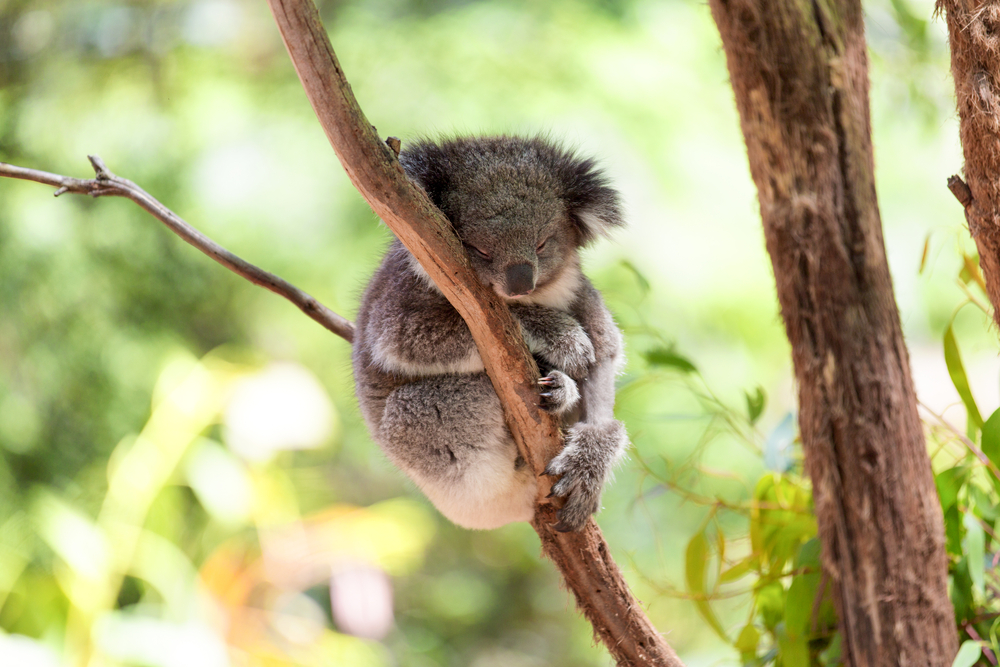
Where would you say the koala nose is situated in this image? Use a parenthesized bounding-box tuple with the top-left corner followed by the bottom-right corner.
(505, 263, 535, 296)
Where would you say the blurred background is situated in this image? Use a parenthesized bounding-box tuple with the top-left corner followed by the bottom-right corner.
(0, 0, 994, 665)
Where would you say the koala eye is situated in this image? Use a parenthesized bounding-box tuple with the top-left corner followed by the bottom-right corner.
(536, 237, 551, 253)
(465, 243, 491, 260)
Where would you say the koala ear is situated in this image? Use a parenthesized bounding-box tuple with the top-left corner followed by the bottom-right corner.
(398, 140, 452, 213)
(556, 153, 624, 246)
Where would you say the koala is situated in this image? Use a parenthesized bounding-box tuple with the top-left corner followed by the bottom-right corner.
(352, 135, 629, 532)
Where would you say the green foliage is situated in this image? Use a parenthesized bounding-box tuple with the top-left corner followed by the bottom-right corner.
(671, 248, 1000, 666)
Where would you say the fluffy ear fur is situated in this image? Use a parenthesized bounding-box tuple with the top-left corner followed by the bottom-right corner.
(548, 148, 624, 246)
(399, 136, 623, 246)
(397, 140, 454, 217)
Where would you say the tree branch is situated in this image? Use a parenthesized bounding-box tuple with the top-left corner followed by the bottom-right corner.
(265, 0, 685, 664)
(0, 156, 355, 343)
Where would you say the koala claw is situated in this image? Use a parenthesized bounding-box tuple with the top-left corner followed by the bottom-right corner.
(543, 421, 629, 531)
(537, 370, 580, 415)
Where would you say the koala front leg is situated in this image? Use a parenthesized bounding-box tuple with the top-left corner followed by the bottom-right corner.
(545, 352, 629, 531)
(544, 281, 630, 531)
(509, 304, 595, 379)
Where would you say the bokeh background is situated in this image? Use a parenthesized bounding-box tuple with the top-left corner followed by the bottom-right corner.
(0, 0, 994, 665)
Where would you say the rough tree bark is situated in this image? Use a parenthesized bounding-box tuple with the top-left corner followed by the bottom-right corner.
(708, 0, 958, 665)
(264, 0, 684, 664)
(938, 0, 1000, 326)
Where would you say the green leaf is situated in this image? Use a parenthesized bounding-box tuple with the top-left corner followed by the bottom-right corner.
(735, 623, 759, 661)
(963, 513, 985, 598)
(719, 556, 753, 583)
(962, 253, 987, 292)
(944, 323, 984, 431)
(644, 347, 697, 373)
(778, 630, 810, 667)
(745, 386, 766, 425)
(794, 538, 822, 569)
(918, 234, 930, 274)
(982, 408, 1000, 471)
(944, 505, 963, 557)
(685, 532, 728, 641)
(952, 640, 983, 667)
(970, 484, 1000, 522)
(935, 466, 968, 514)
(784, 573, 816, 637)
(618, 259, 650, 295)
(819, 634, 842, 666)
(755, 580, 785, 630)
(951, 557, 974, 620)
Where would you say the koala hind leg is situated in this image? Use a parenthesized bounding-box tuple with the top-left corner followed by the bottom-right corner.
(379, 372, 537, 529)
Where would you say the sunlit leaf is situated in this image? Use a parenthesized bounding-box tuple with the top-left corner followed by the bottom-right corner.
(685, 532, 727, 641)
(962, 253, 987, 292)
(745, 386, 766, 425)
(735, 623, 759, 659)
(952, 640, 983, 667)
(755, 580, 785, 630)
(918, 233, 930, 274)
(962, 513, 985, 598)
(777, 625, 810, 667)
(784, 573, 816, 637)
(719, 556, 753, 583)
(644, 347, 697, 373)
(943, 323, 984, 431)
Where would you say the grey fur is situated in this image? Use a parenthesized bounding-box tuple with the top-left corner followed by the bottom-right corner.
(353, 135, 629, 531)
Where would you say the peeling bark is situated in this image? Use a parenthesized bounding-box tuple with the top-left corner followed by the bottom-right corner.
(709, 0, 958, 664)
(939, 0, 1000, 326)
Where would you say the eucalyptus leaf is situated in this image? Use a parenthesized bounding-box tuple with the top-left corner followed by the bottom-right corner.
(685, 532, 728, 641)
(745, 386, 766, 425)
(951, 640, 982, 667)
(944, 323, 984, 431)
(644, 347, 697, 373)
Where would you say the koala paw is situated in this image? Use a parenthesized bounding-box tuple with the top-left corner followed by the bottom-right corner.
(537, 371, 580, 415)
(543, 420, 629, 532)
(540, 326, 595, 378)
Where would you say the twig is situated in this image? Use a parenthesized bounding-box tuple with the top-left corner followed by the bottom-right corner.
(963, 621, 998, 665)
(918, 400, 1000, 486)
(948, 174, 973, 209)
(265, 0, 685, 664)
(0, 157, 355, 343)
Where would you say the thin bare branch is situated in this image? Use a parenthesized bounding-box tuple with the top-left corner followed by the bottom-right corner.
(264, 0, 686, 664)
(0, 157, 355, 343)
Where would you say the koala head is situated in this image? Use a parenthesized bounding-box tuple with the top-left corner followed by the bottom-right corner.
(399, 136, 623, 301)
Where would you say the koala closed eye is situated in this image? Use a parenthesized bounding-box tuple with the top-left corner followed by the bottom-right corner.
(353, 135, 629, 531)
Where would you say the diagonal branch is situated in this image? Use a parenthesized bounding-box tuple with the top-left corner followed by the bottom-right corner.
(264, 0, 685, 664)
(0, 156, 355, 343)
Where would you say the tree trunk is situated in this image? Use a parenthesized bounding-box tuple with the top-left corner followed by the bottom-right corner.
(708, 0, 958, 664)
(938, 0, 1000, 326)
